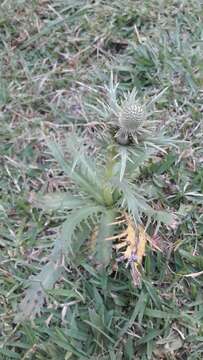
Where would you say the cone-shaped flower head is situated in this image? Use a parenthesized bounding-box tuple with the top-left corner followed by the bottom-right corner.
(103, 76, 168, 144)
(118, 89, 146, 131)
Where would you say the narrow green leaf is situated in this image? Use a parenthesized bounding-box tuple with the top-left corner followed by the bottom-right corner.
(147, 340, 154, 360)
(119, 147, 128, 181)
(117, 292, 147, 342)
(84, 320, 115, 344)
(145, 308, 179, 319)
(136, 328, 163, 345)
(0, 348, 21, 359)
(143, 280, 161, 307)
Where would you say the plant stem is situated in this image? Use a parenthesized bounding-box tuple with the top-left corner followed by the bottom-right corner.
(102, 145, 117, 206)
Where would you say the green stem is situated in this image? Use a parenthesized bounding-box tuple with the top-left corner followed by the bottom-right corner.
(102, 145, 117, 206)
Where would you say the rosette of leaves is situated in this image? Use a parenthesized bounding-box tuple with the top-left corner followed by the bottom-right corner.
(15, 78, 180, 321)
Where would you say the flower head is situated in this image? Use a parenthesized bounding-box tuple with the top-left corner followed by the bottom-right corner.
(103, 74, 168, 144)
(119, 100, 146, 131)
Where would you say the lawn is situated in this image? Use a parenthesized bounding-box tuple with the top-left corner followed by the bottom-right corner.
(0, 0, 203, 359)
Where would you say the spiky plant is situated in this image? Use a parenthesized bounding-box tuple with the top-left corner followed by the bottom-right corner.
(93, 73, 169, 144)
(15, 76, 179, 321)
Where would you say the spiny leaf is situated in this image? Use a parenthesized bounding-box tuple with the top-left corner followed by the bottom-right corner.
(15, 205, 103, 322)
(114, 178, 152, 222)
(34, 192, 86, 211)
(60, 205, 104, 255)
(15, 259, 63, 322)
(46, 139, 104, 204)
(128, 145, 156, 168)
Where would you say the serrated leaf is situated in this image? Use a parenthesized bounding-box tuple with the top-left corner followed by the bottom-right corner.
(61, 205, 104, 255)
(46, 139, 104, 204)
(34, 192, 86, 211)
(15, 259, 63, 322)
(114, 178, 151, 222)
(15, 205, 103, 322)
(128, 145, 156, 169)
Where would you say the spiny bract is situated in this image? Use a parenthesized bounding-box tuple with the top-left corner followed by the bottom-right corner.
(102, 75, 168, 144)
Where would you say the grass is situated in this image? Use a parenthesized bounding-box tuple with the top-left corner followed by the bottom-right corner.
(0, 0, 203, 359)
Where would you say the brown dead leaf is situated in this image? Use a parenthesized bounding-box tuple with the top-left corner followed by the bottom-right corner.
(115, 216, 150, 264)
(115, 215, 152, 285)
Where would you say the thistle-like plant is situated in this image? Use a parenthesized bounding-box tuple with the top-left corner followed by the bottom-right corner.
(92, 73, 170, 145)
(15, 76, 179, 321)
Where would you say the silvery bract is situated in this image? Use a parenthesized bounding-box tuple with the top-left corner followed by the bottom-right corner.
(104, 73, 168, 143)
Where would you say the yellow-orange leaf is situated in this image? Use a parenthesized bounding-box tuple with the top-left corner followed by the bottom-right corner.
(136, 225, 151, 263)
(114, 214, 159, 286)
(115, 216, 151, 265)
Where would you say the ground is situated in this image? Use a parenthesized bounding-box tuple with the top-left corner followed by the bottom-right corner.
(0, 0, 203, 359)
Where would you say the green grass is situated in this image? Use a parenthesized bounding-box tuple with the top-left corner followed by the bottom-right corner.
(0, 0, 203, 359)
